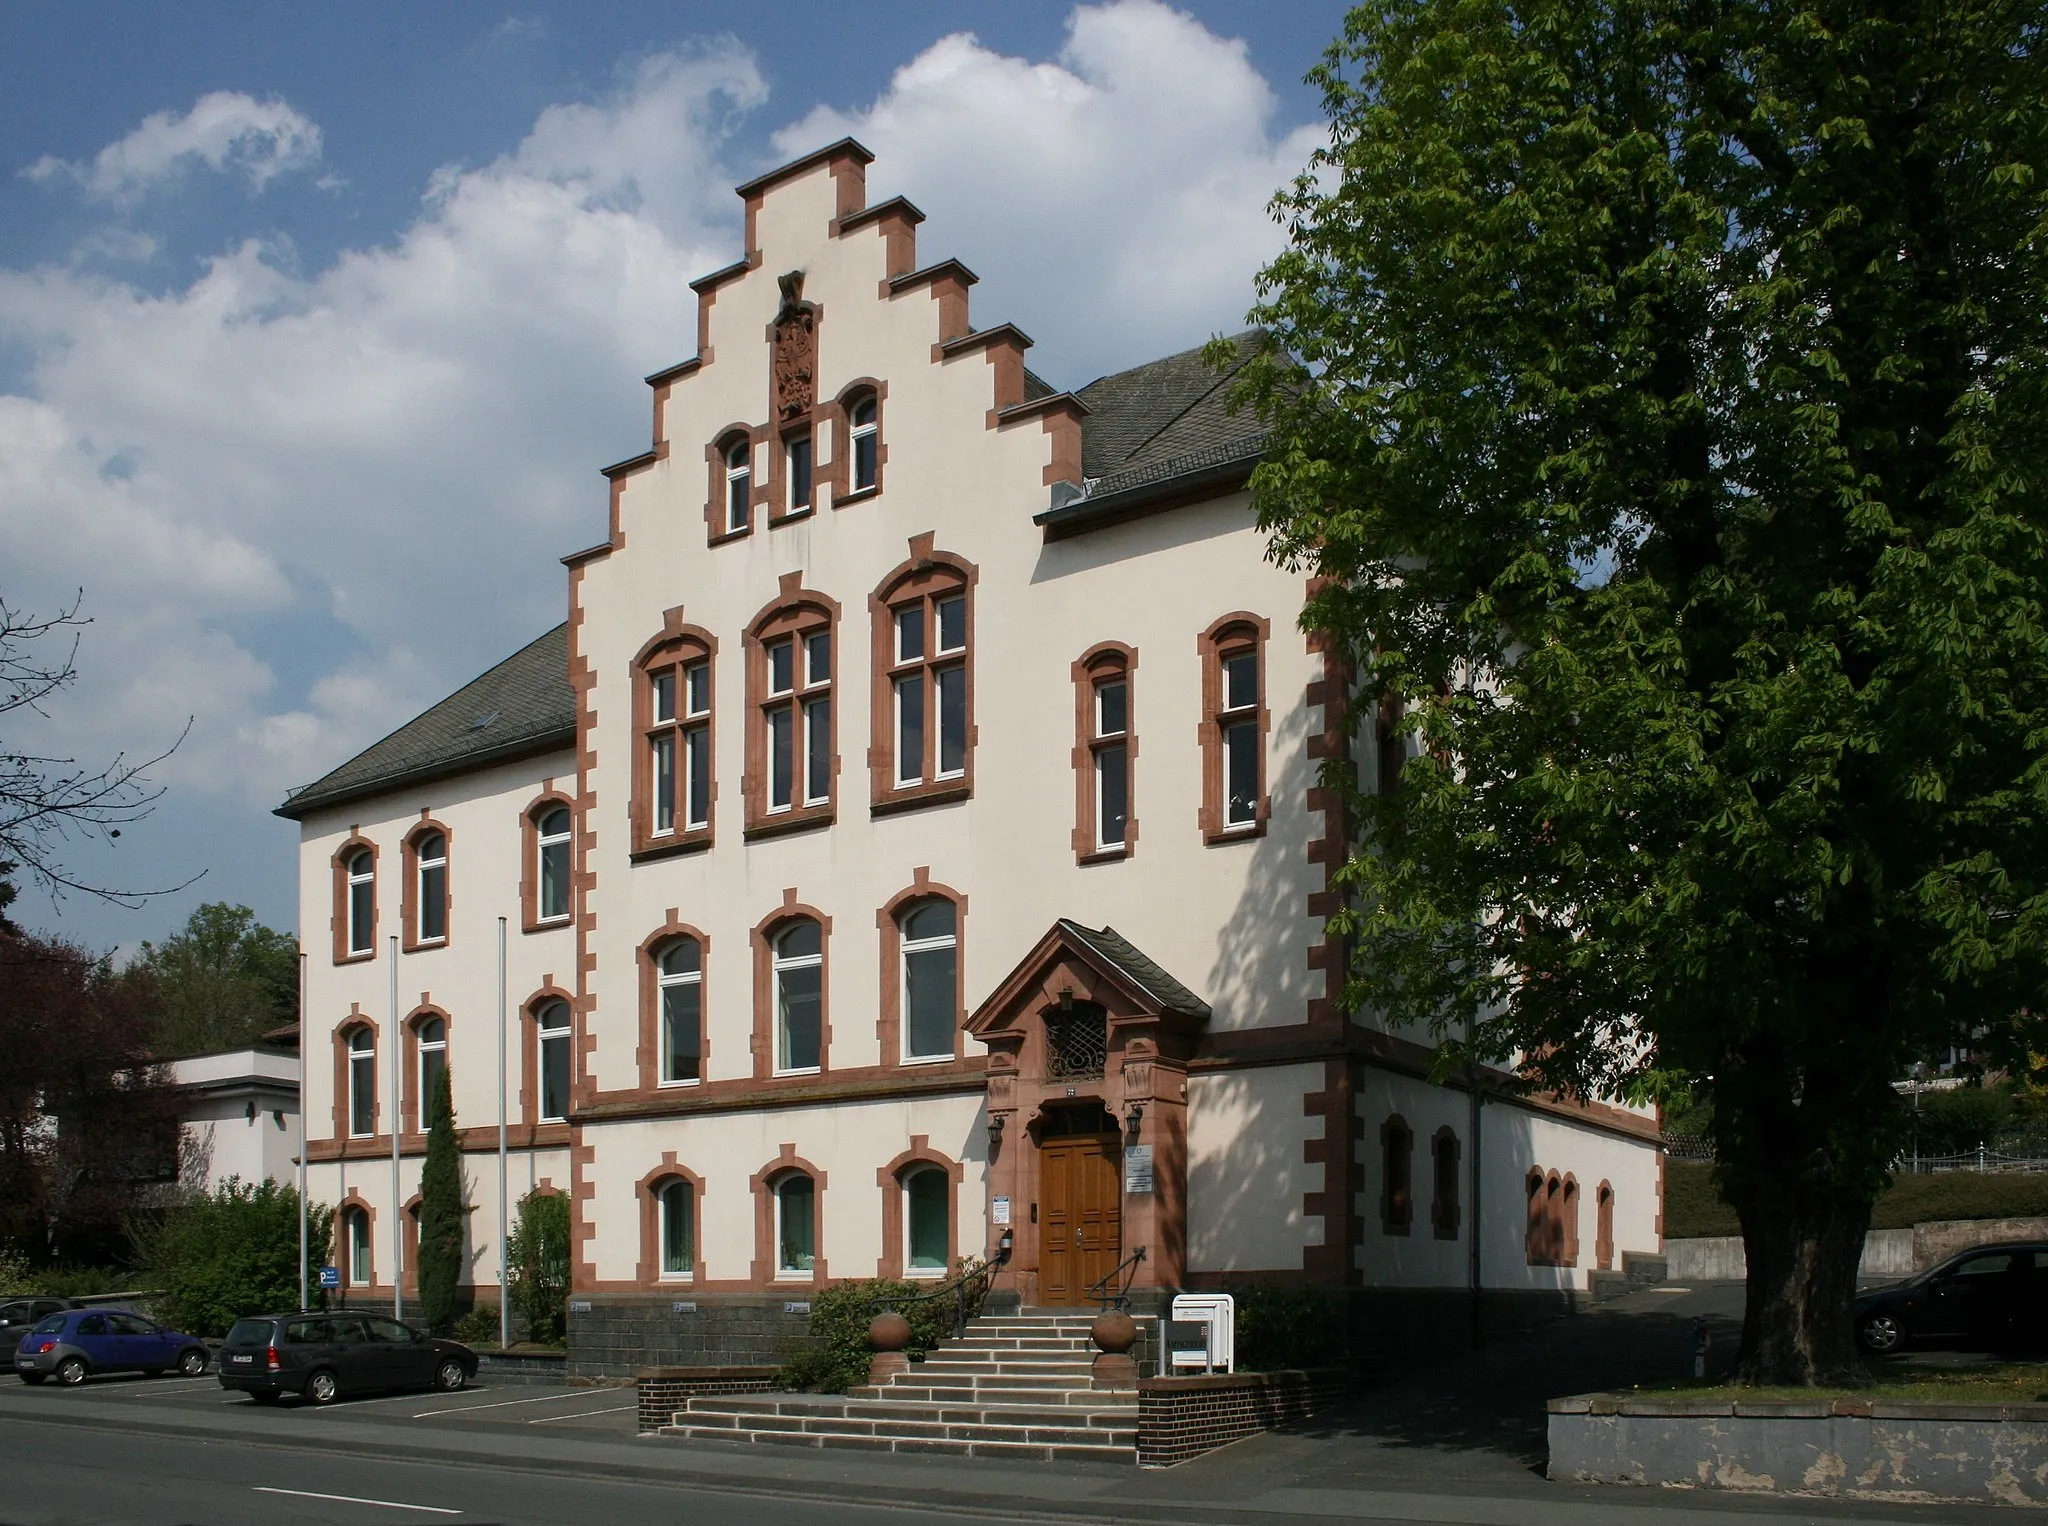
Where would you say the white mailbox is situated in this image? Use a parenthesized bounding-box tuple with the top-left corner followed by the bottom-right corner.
(1165, 1292, 1235, 1374)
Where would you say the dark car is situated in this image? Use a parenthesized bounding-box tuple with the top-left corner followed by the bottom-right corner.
(1856, 1242, 2048, 1354)
(0, 1298, 79, 1341)
(14, 1309, 209, 1385)
(217, 1311, 475, 1405)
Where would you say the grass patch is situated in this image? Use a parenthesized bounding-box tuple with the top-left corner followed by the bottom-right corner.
(1665, 1160, 2048, 1240)
(1644, 1361, 2048, 1405)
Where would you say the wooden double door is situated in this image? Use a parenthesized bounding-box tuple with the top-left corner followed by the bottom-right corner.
(1038, 1134, 1122, 1305)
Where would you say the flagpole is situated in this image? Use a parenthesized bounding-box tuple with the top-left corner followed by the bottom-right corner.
(390, 934, 402, 1320)
(297, 949, 308, 1312)
(497, 917, 510, 1352)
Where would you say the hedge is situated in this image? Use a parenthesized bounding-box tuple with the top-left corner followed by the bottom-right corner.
(1665, 1160, 2048, 1240)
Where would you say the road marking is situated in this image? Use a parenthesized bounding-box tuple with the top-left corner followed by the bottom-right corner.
(411, 1389, 616, 1418)
(106, 1379, 218, 1396)
(1649, 1287, 1694, 1294)
(253, 1486, 460, 1514)
(527, 1403, 634, 1424)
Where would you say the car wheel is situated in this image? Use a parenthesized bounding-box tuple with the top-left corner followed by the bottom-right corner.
(177, 1347, 207, 1378)
(54, 1357, 87, 1387)
(17, 1373, 44, 1385)
(433, 1358, 466, 1393)
(304, 1368, 340, 1406)
(1859, 1312, 1903, 1354)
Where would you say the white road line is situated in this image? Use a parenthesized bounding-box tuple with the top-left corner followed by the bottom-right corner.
(411, 1389, 616, 1419)
(106, 1379, 218, 1396)
(253, 1486, 460, 1514)
(526, 1403, 635, 1424)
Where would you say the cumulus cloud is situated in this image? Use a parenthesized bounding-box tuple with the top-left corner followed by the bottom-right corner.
(23, 91, 324, 203)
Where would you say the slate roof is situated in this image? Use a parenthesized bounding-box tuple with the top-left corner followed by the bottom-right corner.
(1073, 330, 1267, 499)
(275, 624, 574, 820)
(1057, 920, 1212, 1021)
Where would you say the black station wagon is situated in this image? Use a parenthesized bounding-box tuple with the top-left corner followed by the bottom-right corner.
(1856, 1242, 2048, 1354)
(217, 1311, 476, 1405)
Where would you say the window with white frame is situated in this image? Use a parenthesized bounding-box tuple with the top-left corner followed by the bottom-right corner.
(345, 1207, 372, 1286)
(658, 938, 702, 1084)
(536, 806, 572, 922)
(724, 438, 751, 533)
(785, 432, 813, 514)
(889, 590, 968, 786)
(903, 1167, 948, 1276)
(1093, 674, 1129, 850)
(898, 901, 957, 1062)
(763, 628, 830, 814)
(416, 1015, 446, 1116)
(536, 1000, 571, 1123)
(772, 920, 823, 1074)
(1221, 647, 1259, 828)
(347, 1028, 376, 1137)
(659, 1178, 694, 1278)
(346, 849, 375, 956)
(644, 643, 713, 844)
(775, 1173, 815, 1276)
(414, 830, 447, 944)
(848, 394, 878, 492)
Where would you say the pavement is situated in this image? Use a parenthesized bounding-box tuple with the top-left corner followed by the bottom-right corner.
(0, 1284, 2030, 1524)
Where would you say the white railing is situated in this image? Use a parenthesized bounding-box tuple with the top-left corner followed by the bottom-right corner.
(1899, 1147, 2048, 1175)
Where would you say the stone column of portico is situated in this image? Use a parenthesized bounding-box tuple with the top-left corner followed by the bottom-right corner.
(1111, 1035, 1189, 1297)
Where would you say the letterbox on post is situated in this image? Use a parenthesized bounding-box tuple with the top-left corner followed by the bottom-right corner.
(1165, 1293, 1235, 1375)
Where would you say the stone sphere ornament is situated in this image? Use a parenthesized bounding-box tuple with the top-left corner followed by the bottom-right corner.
(1090, 1309, 1137, 1354)
(868, 1310, 912, 1353)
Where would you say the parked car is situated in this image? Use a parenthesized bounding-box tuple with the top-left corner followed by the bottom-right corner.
(0, 1298, 80, 1341)
(217, 1311, 476, 1405)
(14, 1309, 209, 1385)
(1855, 1242, 2048, 1354)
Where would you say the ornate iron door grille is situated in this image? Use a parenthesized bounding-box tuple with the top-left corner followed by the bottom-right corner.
(1045, 1006, 1107, 1081)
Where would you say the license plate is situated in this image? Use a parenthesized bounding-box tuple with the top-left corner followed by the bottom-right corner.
(230, 1354, 252, 1364)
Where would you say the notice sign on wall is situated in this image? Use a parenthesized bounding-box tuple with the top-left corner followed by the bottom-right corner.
(992, 1195, 1012, 1225)
(1123, 1144, 1154, 1195)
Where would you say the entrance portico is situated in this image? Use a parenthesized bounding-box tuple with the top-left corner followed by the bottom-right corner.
(967, 920, 1209, 1307)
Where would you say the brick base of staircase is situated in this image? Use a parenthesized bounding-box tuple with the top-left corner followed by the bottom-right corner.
(657, 1311, 1143, 1462)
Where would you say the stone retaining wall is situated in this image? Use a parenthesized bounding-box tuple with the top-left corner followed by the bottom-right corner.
(569, 1295, 814, 1379)
(1136, 1369, 1349, 1468)
(1666, 1216, 2048, 1283)
(635, 1365, 782, 1432)
(475, 1349, 573, 1386)
(1549, 1394, 2048, 1505)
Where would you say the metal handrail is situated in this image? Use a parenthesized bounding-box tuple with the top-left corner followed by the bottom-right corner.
(1085, 1245, 1147, 1312)
(870, 1240, 1011, 1342)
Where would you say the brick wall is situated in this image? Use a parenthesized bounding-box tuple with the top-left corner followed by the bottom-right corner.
(635, 1365, 781, 1431)
(1136, 1369, 1349, 1467)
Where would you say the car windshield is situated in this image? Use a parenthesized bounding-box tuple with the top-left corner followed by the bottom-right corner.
(30, 1314, 66, 1335)
(224, 1318, 275, 1346)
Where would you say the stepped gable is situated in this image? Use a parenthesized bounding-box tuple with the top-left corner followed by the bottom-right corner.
(275, 624, 573, 819)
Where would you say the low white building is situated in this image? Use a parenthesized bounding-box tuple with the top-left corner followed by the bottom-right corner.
(165, 1043, 301, 1192)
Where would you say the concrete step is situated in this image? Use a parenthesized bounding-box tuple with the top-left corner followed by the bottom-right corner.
(660, 1422, 1132, 1462)
(856, 1384, 1133, 1405)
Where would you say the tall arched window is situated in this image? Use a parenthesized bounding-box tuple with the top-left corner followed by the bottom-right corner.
(536, 1000, 571, 1123)
(871, 547, 976, 809)
(848, 392, 879, 493)
(409, 829, 448, 946)
(637, 629, 716, 851)
(1560, 1174, 1581, 1268)
(746, 590, 837, 833)
(1072, 644, 1136, 861)
(1431, 1126, 1462, 1239)
(658, 938, 702, 1084)
(899, 901, 958, 1063)
(535, 806, 571, 923)
(903, 1167, 948, 1276)
(1379, 1115, 1413, 1235)
(772, 921, 823, 1074)
(775, 1173, 815, 1277)
(659, 1179, 695, 1278)
(346, 848, 376, 957)
(1200, 616, 1268, 839)
(347, 1028, 376, 1138)
(343, 1206, 372, 1286)
(1595, 1181, 1615, 1272)
(416, 1016, 447, 1115)
(723, 436, 752, 534)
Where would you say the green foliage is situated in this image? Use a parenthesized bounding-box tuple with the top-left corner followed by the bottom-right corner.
(778, 1265, 990, 1394)
(450, 1303, 500, 1348)
(130, 903, 298, 1059)
(506, 1189, 569, 1348)
(137, 1178, 330, 1337)
(415, 1065, 464, 1336)
(1664, 1162, 1743, 1239)
(30, 1265, 130, 1297)
(1913, 1086, 2019, 1157)
(0, 1241, 27, 1291)
(1224, 1284, 1336, 1371)
(1239, 0, 2048, 1384)
(1668, 1159, 2048, 1237)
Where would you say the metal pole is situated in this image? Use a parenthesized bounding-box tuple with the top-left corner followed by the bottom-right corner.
(498, 917, 510, 1352)
(298, 949, 308, 1312)
(390, 934, 402, 1319)
(1467, 1016, 1484, 1352)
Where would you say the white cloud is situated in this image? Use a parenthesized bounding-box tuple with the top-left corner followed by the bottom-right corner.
(0, 4, 1315, 941)
(23, 91, 325, 203)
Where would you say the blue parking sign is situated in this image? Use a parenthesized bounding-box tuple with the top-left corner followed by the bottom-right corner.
(319, 1265, 340, 1289)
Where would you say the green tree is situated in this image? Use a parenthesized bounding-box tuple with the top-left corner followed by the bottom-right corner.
(506, 1189, 569, 1347)
(131, 903, 298, 1059)
(415, 1065, 465, 1336)
(138, 1178, 331, 1337)
(1236, 0, 2048, 1383)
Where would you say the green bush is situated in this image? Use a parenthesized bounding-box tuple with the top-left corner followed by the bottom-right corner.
(450, 1303, 501, 1348)
(1664, 1161, 1741, 1238)
(506, 1190, 570, 1348)
(1666, 1158, 2048, 1239)
(135, 1179, 331, 1337)
(1912, 1085, 2019, 1157)
(416, 1066, 465, 1336)
(779, 1263, 989, 1394)
(30, 1265, 131, 1298)
(1223, 1284, 1336, 1371)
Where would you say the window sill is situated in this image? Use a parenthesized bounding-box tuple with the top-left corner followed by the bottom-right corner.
(833, 485, 879, 509)
(1203, 821, 1267, 846)
(773, 1067, 822, 1080)
(1077, 845, 1130, 867)
(658, 1077, 702, 1090)
(708, 522, 754, 547)
(631, 832, 714, 864)
(900, 1052, 953, 1067)
(871, 781, 971, 818)
(768, 506, 815, 529)
(402, 938, 448, 954)
(659, 1272, 695, 1283)
(336, 951, 376, 966)
(743, 807, 833, 843)
(524, 915, 574, 935)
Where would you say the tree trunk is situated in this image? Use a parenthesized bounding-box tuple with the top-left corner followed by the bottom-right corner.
(1732, 1184, 1871, 1385)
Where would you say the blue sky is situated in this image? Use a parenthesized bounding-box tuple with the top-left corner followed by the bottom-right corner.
(0, 1, 1341, 954)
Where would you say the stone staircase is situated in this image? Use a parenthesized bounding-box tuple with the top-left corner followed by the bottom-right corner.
(658, 1311, 1141, 1462)
(1588, 1250, 1670, 1303)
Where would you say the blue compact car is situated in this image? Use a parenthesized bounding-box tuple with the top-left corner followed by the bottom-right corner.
(14, 1309, 209, 1385)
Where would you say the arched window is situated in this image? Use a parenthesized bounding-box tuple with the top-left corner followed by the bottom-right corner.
(658, 938, 702, 1084)
(416, 1016, 447, 1115)
(1526, 1167, 1567, 1266)
(343, 1206, 372, 1286)
(723, 436, 752, 534)
(872, 548, 975, 808)
(848, 392, 879, 493)
(784, 429, 814, 515)
(1379, 1115, 1413, 1235)
(347, 1028, 376, 1138)
(638, 630, 715, 850)
(659, 1179, 695, 1278)
(536, 1000, 572, 1123)
(774, 1173, 815, 1277)
(1431, 1127, 1461, 1239)
(1073, 645, 1135, 860)
(1560, 1174, 1581, 1268)
(409, 829, 448, 946)
(772, 920, 823, 1074)
(1595, 1181, 1615, 1272)
(903, 1167, 948, 1277)
(1200, 616, 1268, 839)
(898, 900, 958, 1063)
(345, 848, 376, 957)
(748, 594, 835, 828)
(535, 806, 571, 924)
